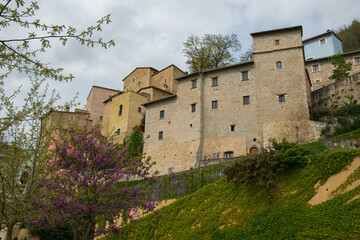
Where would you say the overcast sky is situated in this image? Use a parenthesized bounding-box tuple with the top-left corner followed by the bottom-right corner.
(5, 0, 360, 109)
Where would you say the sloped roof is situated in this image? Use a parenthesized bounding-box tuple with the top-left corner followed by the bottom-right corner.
(303, 31, 342, 43)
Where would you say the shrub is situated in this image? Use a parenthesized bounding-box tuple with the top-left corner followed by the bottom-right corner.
(224, 151, 278, 190)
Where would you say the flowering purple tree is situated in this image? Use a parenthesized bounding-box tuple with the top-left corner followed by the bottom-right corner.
(30, 127, 156, 240)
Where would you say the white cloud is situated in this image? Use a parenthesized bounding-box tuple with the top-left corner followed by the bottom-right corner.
(3, 0, 360, 109)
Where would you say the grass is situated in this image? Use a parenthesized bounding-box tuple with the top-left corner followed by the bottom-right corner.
(102, 149, 360, 240)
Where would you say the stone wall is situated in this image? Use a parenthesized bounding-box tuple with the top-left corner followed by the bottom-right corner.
(311, 72, 360, 112)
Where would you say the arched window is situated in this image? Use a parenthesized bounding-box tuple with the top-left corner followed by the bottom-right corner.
(119, 104, 123, 116)
(276, 61, 282, 69)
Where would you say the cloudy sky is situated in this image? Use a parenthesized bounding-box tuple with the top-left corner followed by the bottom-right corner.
(4, 0, 360, 109)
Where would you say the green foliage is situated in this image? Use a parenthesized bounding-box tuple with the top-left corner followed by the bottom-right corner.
(224, 139, 310, 190)
(271, 139, 309, 172)
(335, 19, 360, 53)
(330, 128, 360, 142)
(303, 140, 328, 154)
(125, 125, 144, 160)
(224, 152, 277, 190)
(329, 54, 352, 81)
(182, 34, 241, 72)
(102, 149, 360, 240)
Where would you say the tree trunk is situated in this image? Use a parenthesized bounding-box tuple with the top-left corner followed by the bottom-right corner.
(5, 222, 16, 240)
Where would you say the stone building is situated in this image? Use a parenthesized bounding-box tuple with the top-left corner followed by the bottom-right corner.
(86, 86, 121, 127)
(143, 26, 320, 175)
(305, 50, 360, 91)
(88, 64, 186, 144)
(102, 91, 147, 143)
(302, 30, 360, 91)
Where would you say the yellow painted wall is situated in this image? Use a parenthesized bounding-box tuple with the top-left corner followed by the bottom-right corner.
(102, 91, 147, 143)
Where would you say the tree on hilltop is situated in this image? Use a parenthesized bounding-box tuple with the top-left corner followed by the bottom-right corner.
(182, 34, 241, 72)
(335, 19, 360, 53)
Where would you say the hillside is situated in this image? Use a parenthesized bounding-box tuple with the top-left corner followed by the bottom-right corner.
(103, 147, 360, 240)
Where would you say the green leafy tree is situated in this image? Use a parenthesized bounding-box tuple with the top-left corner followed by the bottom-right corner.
(126, 125, 144, 160)
(335, 19, 360, 52)
(182, 34, 241, 72)
(0, 1, 114, 240)
(329, 54, 352, 81)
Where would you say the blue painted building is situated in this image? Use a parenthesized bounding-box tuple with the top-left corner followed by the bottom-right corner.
(303, 31, 343, 60)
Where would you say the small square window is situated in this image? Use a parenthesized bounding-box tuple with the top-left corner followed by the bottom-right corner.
(99, 116, 103, 122)
(160, 110, 165, 119)
(355, 57, 360, 65)
(212, 77, 218, 86)
(116, 128, 120, 135)
(319, 38, 326, 45)
(69, 115, 74, 121)
(312, 64, 320, 72)
(276, 61, 282, 69)
(243, 96, 250, 105)
(191, 79, 197, 88)
(132, 77, 136, 82)
(230, 125, 235, 132)
(315, 79, 321, 83)
(191, 103, 196, 113)
(158, 131, 163, 140)
(138, 107, 142, 113)
(190, 124, 193, 127)
(212, 100, 218, 109)
(279, 94, 286, 102)
(242, 71, 249, 80)
(275, 39, 280, 45)
(138, 82, 141, 86)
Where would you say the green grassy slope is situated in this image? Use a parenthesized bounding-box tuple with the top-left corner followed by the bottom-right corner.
(103, 149, 360, 240)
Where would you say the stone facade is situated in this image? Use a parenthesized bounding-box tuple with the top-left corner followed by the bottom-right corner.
(44, 108, 92, 131)
(86, 86, 121, 127)
(305, 50, 360, 91)
(102, 91, 147, 143)
(144, 26, 319, 175)
(123, 65, 186, 95)
(311, 72, 360, 112)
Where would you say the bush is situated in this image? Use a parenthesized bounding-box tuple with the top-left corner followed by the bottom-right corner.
(224, 151, 278, 190)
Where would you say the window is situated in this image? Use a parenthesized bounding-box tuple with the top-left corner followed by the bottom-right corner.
(132, 77, 136, 82)
(319, 38, 326, 45)
(243, 96, 250, 105)
(274, 39, 280, 45)
(212, 100, 218, 109)
(158, 131, 163, 140)
(224, 151, 234, 158)
(315, 79, 321, 83)
(276, 61, 282, 69)
(116, 128, 120, 135)
(191, 103, 196, 113)
(99, 116, 103, 122)
(118, 104, 123, 116)
(138, 107, 142, 113)
(138, 82, 141, 86)
(212, 77, 218, 86)
(230, 125, 235, 132)
(312, 64, 320, 72)
(160, 110, 165, 119)
(279, 94, 286, 102)
(164, 78, 167, 83)
(69, 115, 74, 121)
(213, 152, 219, 159)
(191, 79, 197, 88)
(242, 71, 249, 80)
(355, 57, 360, 65)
